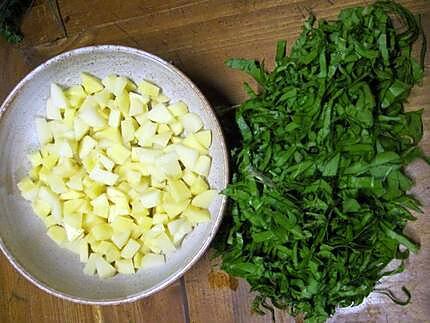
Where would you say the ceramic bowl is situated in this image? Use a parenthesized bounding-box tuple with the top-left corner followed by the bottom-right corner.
(0, 45, 229, 304)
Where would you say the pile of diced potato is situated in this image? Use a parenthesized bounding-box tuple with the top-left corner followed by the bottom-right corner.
(17, 72, 217, 278)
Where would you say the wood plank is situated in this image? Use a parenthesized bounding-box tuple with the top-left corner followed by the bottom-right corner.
(20, 1, 65, 46)
(0, 255, 96, 323)
(98, 281, 187, 323)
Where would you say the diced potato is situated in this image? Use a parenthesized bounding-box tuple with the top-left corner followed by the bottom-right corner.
(66, 84, 86, 100)
(168, 218, 192, 244)
(67, 172, 84, 191)
(129, 92, 149, 116)
(79, 240, 89, 262)
(89, 167, 119, 186)
(79, 96, 106, 128)
(140, 253, 165, 269)
(131, 200, 149, 217)
(46, 98, 62, 120)
(134, 112, 149, 126)
(93, 89, 113, 108)
(167, 101, 188, 117)
(94, 127, 122, 143)
(38, 186, 62, 219)
(191, 190, 217, 208)
(36, 118, 53, 145)
(132, 147, 162, 164)
(74, 117, 90, 141)
(133, 252, 144, 269)
(106, 186, 127, 201)
(158, 152, 182, 179)
(50, 83, 69, 112)
(182, 169, 197, 187)
(98, 153, 115, 171)
(80, 72, 104, 94)
(64, 223, 84, 241)
(147, 103, 174, 124)
(63, 199, 84, 216)
(157, 124, 170, 134)
(190, 176, 209, 195)
(180, 112, 203, 133)
(163, 195, 190, 218)
(152, 132, 172, 148)
(108, 109, 121, 128)
(154, 94, 170, 104)
(106, 144, 131, 165)
(175, 144, 199, 169)
(145, 232, 175, 254)
(168, 179, 191, 202)
(47, 226, 67, 245)
(48, 120, 74, 140)
(140, 188, 161, 208)
(79, 135, 97, 159)
(32, 199, 51, 217)
(112, 231, 130, 249)
(138, 80, 160, 97)
(83, 178, 105, 199)
(17, 177, 38, 202)
(135, 121, 157, 147)
(45, 174, 67, 194)
(115, 259, 135, 274)
(115, 90, 130, 116)
(121, 117, 136, 143)
(60, 190, 84, 200)
(193, 155, 212, 177)
(95, 255, 117, 278)
(183, 205, 210, 225)
(182, 133, 208, 154)
(92, 223, 113, 241)
(169, 120, 184, 136)
(121, 239, 141, 259)
(152, 213, 169, 225)
(83, 253, 99, 275)
(91, 193, 110, 218)
(111, 216, 134, 232)
(63, 109, 76, 128)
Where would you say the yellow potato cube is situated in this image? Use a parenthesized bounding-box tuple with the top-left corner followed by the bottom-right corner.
(91, 193, 110, 218)
(115, 259, 135, 274)
(121, 239, 141, 259)
(193, 155, 212, 177)
(95, 255, 117, 278)
(91, 223, 113, 241)
(47, 226, 67, 245)
(112, 231, 131, 249)
(138, 80, 160, 97)
(183, 205, 210, 225)
(80, 72, 104, 94)
(106, 144, 131, 165)
(167, 101, 188, 117)
(168, 179, 191, 202)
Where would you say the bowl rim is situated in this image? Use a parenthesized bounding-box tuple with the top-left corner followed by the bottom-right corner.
(0, 45, 229, 305)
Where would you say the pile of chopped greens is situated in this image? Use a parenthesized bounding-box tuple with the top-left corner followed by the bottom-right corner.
(215, 1, 427, 322)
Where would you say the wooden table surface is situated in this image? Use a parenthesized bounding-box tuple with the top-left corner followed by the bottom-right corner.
(1, 1, 429, 322)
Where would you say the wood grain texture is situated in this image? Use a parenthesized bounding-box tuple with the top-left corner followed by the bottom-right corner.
(1, 1, 430, 323)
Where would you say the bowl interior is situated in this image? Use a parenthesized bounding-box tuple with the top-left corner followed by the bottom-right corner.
(0, 46, 228, 303)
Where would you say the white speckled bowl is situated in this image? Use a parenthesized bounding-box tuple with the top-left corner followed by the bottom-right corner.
(0, 45, 229, 304)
